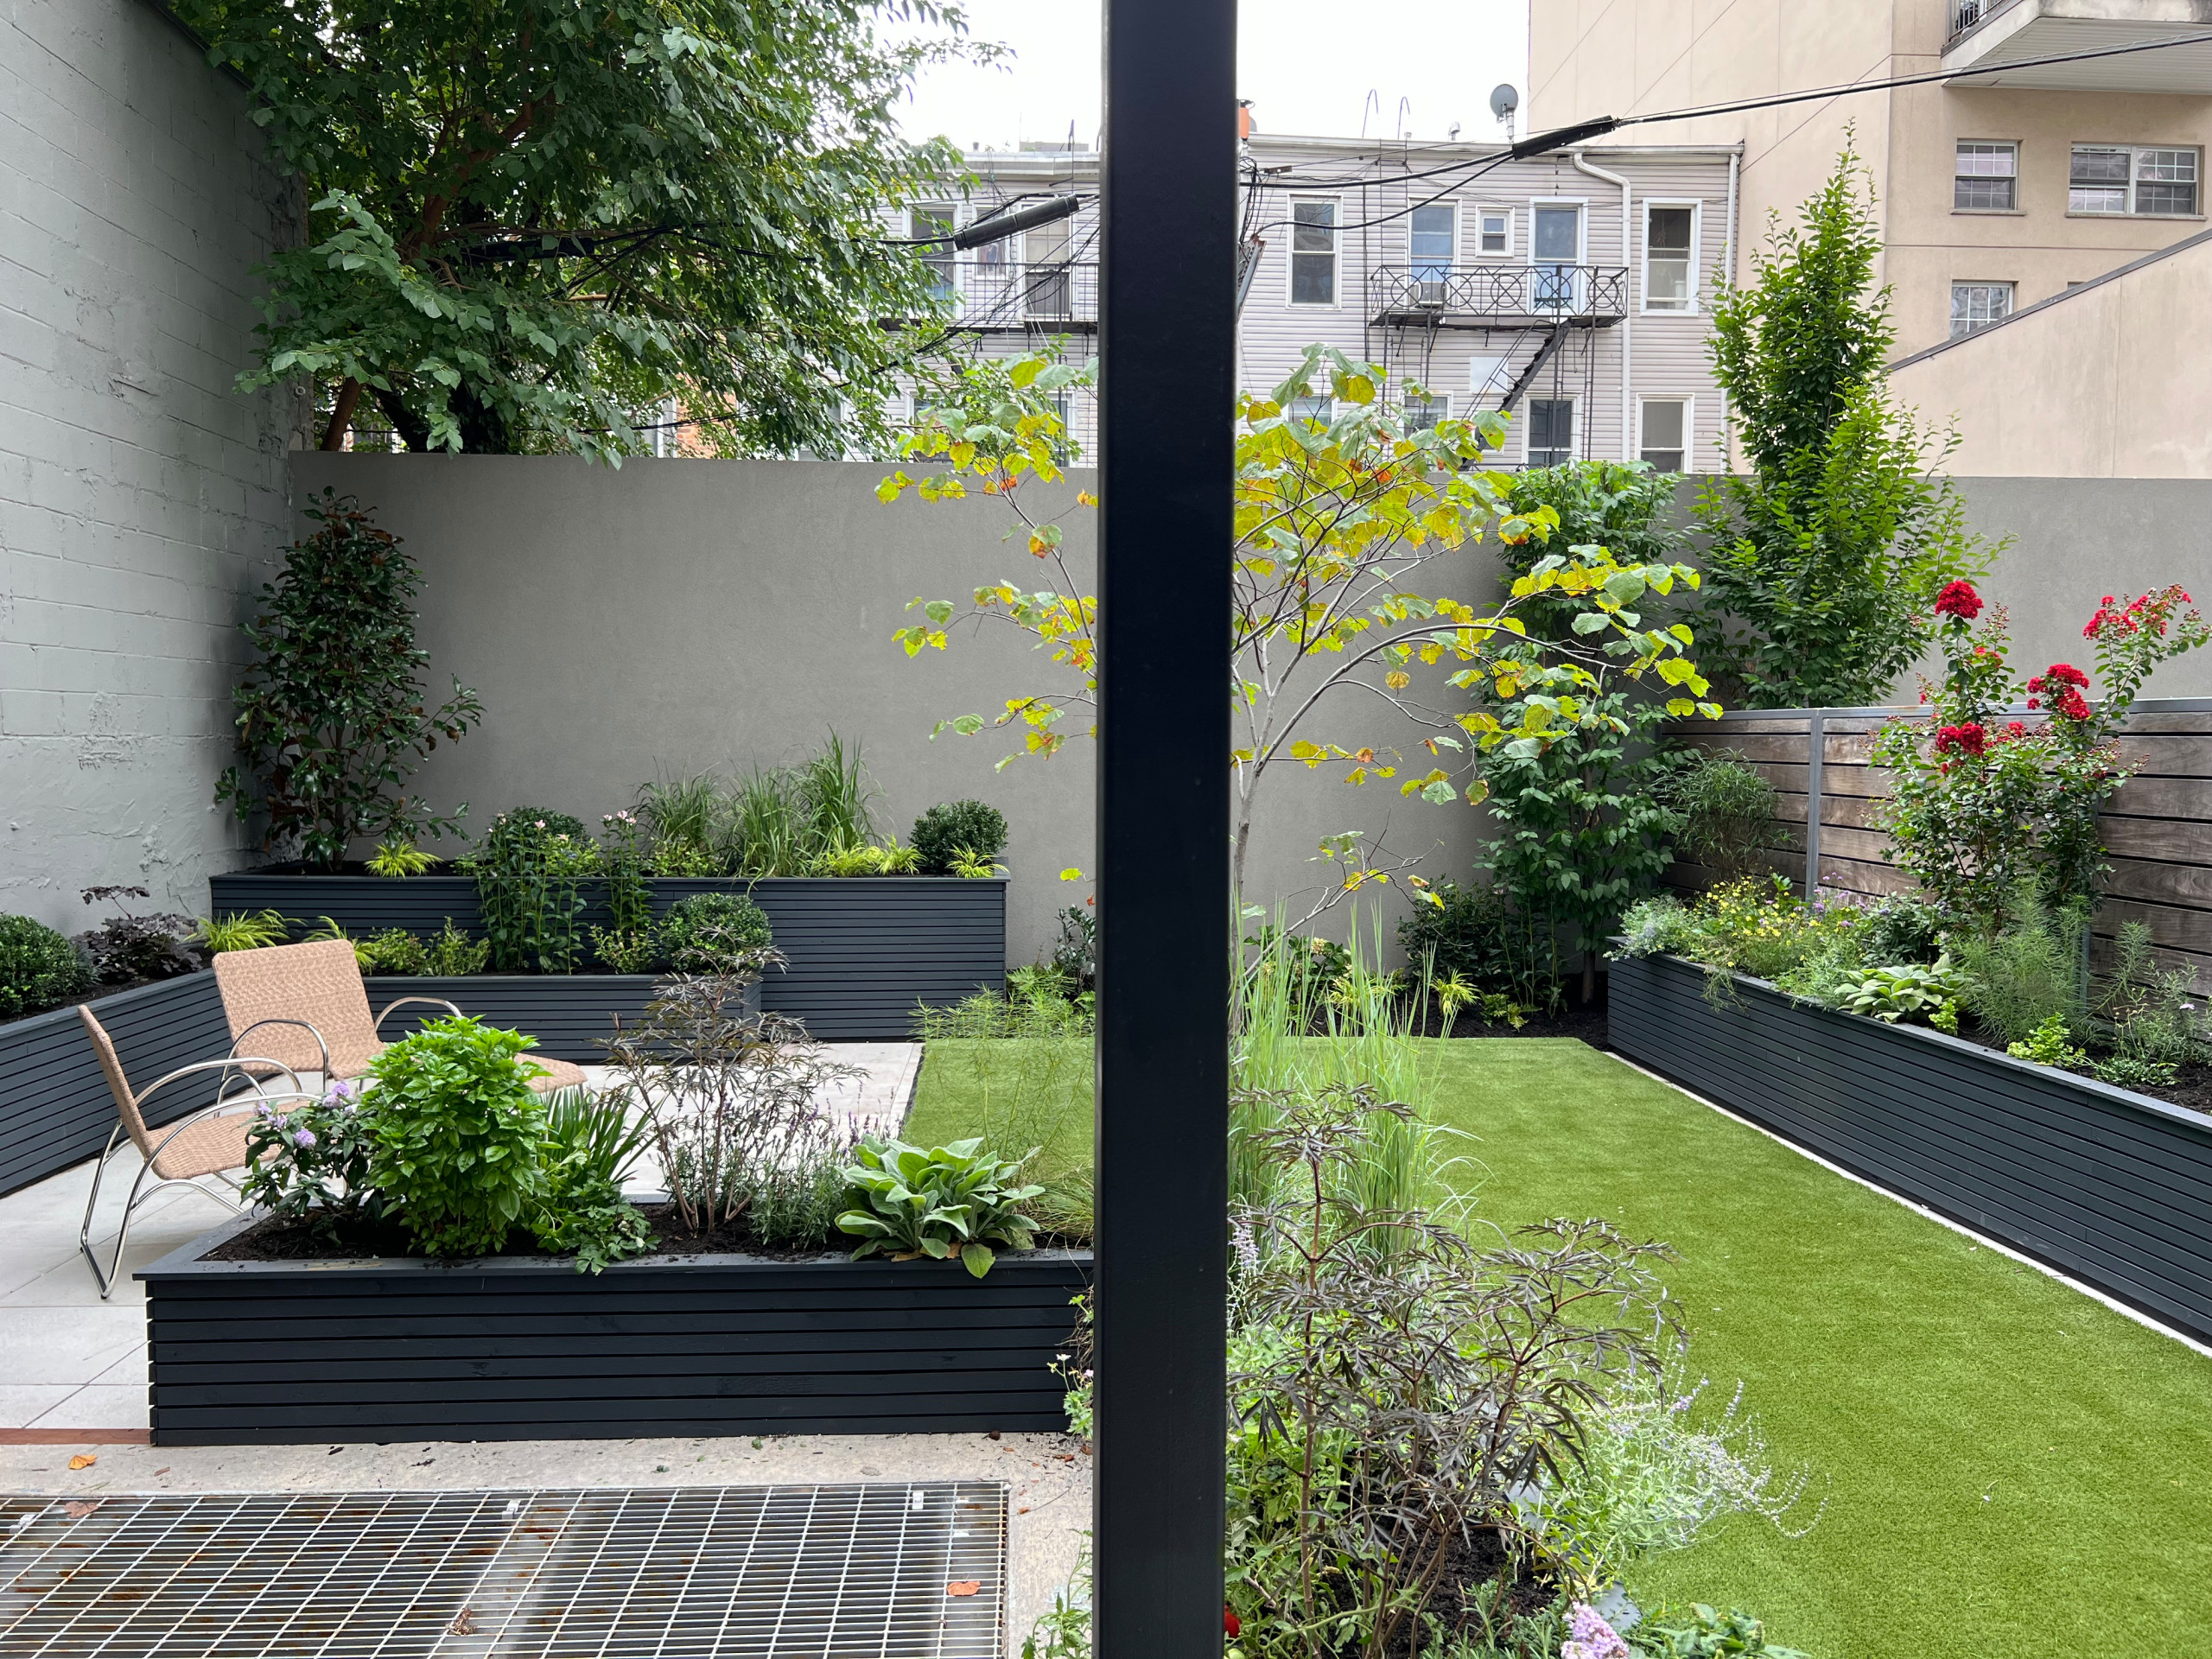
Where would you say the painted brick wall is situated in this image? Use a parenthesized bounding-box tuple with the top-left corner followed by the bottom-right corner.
(0, 0, 302, 931)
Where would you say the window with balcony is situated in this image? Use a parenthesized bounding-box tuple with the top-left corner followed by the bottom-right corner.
(1639, 399, 1687, 473)
(1402, 391, 1448, 435)
(1531, 203, 1584, 312)
(1955, 142, 2018, 211)
(1643, 204, 1696, 311)
(2070, 145, 2200, 216)
(1950, 281, 2014, 338)
(1409, 205, 1455, 303)
(1025, 217, 1073, 319)
(1474, 207, 1511, 257)
(1291, 200, 1338, 304)
(1527, 397, 1574, 467)
(912, 206, 957, 298)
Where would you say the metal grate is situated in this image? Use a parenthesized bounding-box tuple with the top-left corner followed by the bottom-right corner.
(0, 1482, 1005, 1658)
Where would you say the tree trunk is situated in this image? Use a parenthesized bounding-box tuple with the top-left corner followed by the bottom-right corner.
(453, 384, 512, 454)
(320, 378, 363, 449)
(371, 385, 435, 452)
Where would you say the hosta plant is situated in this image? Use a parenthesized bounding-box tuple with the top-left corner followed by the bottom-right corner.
(836, 1135, 1044, 1277)
(1836, 956, 1961, 1025)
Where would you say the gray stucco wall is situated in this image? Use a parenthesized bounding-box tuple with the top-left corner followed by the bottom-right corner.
(286, 454, 1496, 968)
(1953, 478, 2212, 698)
(0, 0, 301, 931)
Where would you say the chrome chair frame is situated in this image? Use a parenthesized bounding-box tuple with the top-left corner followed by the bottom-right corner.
(78, 1056, 309, 1300)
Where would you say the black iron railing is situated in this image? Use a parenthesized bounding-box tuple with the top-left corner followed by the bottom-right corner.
(1367, 264, 1630, 321)
(919, 259, 1100, 326)
(1948, 0, 2021, 44)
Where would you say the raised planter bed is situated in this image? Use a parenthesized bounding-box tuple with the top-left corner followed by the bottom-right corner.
(209, 871, 1007, 1039)
(0, 975, 232, 1198)
(1610, 950, 2212, 1342)
(140, 1216, 1090, 1446)
(365, 975, 669, 1061)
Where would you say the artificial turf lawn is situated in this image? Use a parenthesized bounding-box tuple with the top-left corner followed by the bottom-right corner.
(909, 1036, 2212, 1658)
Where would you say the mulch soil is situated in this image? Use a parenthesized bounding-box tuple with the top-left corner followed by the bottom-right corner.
(1943, 1017, 2212, 1116)
(0, 971, 200, 1033)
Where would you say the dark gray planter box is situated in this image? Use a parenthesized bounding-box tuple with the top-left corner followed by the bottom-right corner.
(209, 872, 1007, 1039)
(365, 975, 696, 1062)
(1609, 951, 2212, 1342)
(0, 975, 232, 1198)
(139, 1217, 1090, 1446)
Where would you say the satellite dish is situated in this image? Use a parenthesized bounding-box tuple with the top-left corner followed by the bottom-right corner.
(1489, 84, 1520, 121)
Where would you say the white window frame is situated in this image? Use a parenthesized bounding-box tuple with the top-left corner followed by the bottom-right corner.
(1522, 393, 1577, 467)
(1949, 280, 2016, 339)
(912, 204, 959, 301)
(1401, 388, 1452, 435)
(1637, 397, 1693, 473)
(1470, 203, 1514, 259)
(2069, 143, 2202, 218)
(1287, 393, 1335, 427)
(1954, 140, 2020, 213)
(1287, 197, 1341, 307)
(1526, 197, 1589, 265)
(1640, 200, 1702, 315)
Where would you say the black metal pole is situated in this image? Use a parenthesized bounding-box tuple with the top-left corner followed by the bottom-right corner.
(1094, 3, 1236, 1658)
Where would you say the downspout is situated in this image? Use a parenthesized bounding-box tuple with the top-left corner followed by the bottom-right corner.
(1721, 148, 1740, 469)
(1573, 150, 1633, 461)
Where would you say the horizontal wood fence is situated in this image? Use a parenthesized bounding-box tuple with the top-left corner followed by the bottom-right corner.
(1666, 698, 2212, 988)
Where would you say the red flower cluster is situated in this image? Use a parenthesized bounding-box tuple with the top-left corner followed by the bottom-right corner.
(1934, 721, 1987, 758)
(1934, 581, 1984, 621)
(2086, 589, 2195, 639)
(2027, 662, 2091, 720)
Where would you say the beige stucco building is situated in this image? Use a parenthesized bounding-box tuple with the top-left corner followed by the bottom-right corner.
(1529, 1, 2212, 359)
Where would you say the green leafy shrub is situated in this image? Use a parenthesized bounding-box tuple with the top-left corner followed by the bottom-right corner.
(2093, 920, 2207, 1071)
(1397, 877, 1557, 1007)
(194, 911, 290, 954)
(364, 1016, 550, 1256)
(532, 1088, 654, 1272)
(2093, 1053, 2179, 1091)
(1955, 885, 2087, 1045)
(836, 1135, 1043, 1276)
(2006, 1014, 2089, 1071)
(1662, 752, 1777, 879)
(359, 928, 430, 976)
(912, 799, 1008, 875)
(659, 893, 773, 974)
(1858, 893, 1948, 966)
(216, 492, 481, 868)
(423, 918, 490, 976)
(649, 838, 723, 877)
(0, 914, 92, 1019)
(1630, 1605, 1810, 1659)
(807, 841, 921, 876)
(1051, 904, 1096, 993)
(463, 809, 601, 972)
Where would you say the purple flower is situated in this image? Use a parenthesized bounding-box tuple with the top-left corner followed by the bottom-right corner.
(292, 1128, 318, 1149)
(323, 1079, 359, 1108)
(1562, 1605, 1630, 1659)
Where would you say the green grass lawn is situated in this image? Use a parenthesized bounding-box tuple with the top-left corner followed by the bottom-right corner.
(910, 1036, 2212, 1657)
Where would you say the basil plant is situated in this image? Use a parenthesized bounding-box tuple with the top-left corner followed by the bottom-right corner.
(836, 1135, 1045, 1278)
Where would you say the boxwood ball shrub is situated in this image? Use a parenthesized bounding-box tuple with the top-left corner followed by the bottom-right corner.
(912, 800, 1007, 875)
(0, 915, 92, 1019)
(659, 893, 773, 974)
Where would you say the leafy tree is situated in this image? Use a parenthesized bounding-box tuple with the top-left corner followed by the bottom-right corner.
(882, 347, 1716, 908)
(1695, 141, 1996, 707)
(1474, 461, 1702, 1002)
(217, 491, 480, 869)
(180, 0, 976, 459)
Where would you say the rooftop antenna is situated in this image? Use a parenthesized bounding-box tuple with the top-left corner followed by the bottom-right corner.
(1395, 95, 1412, 140)
(1490, 83, 1519, 143)
(1359, 89, 1379, 138)
(1448, 121, 1462, 141)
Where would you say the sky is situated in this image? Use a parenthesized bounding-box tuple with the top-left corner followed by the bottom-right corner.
(888, 1, 1530, 151)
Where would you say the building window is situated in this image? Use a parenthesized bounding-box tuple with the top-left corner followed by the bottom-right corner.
(1527, 397, 1574, 467)
(1639, 399, 1687, 473)
(1531, 203, 1583, 311)
(2070, 145, 2200, 216)
(1409, 204, 1455, 302)
(1402, 391, 1449, 435)
(1287, 394, 1333, 427)
(1473, 207, 1511, 257)
(1955, 142, 2018, 211)
(912, 206, 957, 298)
(1291, 200, 1338, 303)
(1949, 281, 2014, 338)
(1643, 204, 1695, 311)
(1024, 217, 1072, 318)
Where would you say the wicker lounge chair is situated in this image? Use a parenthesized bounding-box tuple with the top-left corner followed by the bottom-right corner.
(211, 938, 589, 1095)
(76, 1005, 310, 1299)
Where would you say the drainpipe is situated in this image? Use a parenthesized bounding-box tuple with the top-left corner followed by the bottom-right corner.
(1721, 148, 1740, 469)
(1573, 149, 1633, 462)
